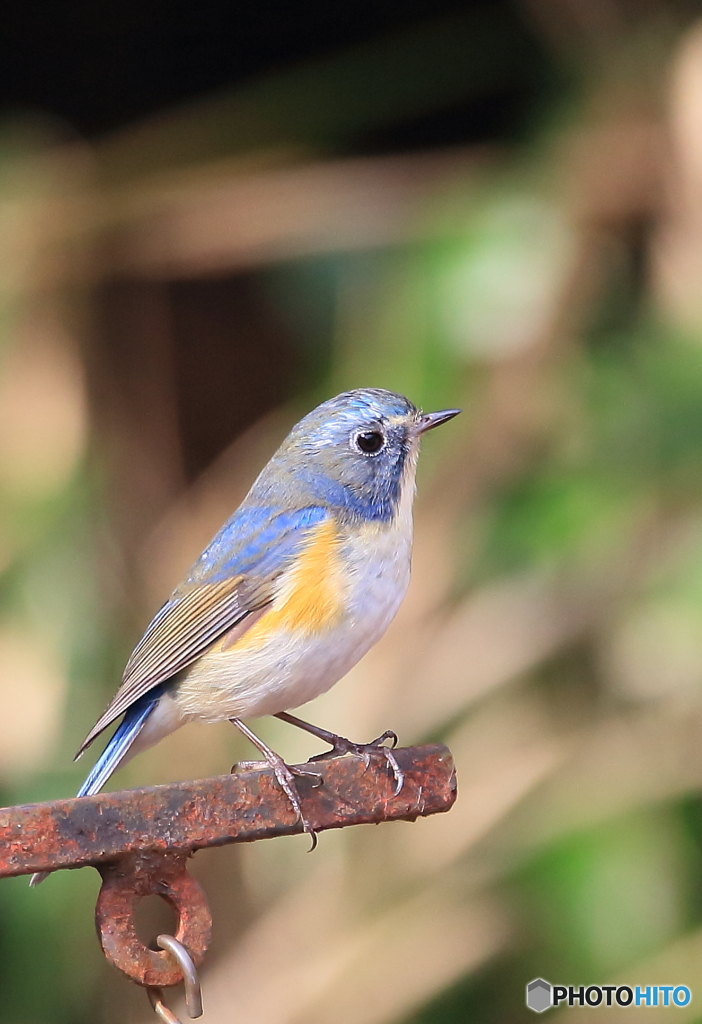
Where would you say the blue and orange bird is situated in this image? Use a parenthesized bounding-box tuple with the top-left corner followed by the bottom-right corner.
(31, 389, 459, 883)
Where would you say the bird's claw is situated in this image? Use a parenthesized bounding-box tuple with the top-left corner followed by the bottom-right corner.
(272, 759, 318, 851)
(289, 763, 324, 788)
(231, 758, 320, 848)
(370, 729, 399, 749)
(309, 730, 404, 796)
(232, 760, 321, 785)
(232, 759, 268, 772)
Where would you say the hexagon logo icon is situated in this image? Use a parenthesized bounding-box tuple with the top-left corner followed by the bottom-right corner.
(526, 978, 552, 1013)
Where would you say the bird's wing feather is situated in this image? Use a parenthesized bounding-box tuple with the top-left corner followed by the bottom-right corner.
(77, 505, 330, 755)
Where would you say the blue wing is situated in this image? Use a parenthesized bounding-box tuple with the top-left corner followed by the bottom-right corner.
(77, 504, 330, 754)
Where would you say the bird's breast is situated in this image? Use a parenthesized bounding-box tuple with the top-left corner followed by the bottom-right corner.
(233, 516, 346, 652)
(342, 515, 413, 620)
(173, 512, 412, 721)
(232, 513, 412, 649)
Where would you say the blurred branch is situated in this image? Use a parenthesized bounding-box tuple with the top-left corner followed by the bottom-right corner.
(104, 148, 490, 279)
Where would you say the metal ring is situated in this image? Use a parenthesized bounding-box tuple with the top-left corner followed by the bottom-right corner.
(157, 935, 203, 1018)
(95, 854, 211, 987)
(148, 987, 183, 1024)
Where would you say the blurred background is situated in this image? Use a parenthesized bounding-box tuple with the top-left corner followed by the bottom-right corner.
(4, 0, 702, 1021)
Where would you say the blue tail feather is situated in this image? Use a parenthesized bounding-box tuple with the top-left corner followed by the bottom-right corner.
(29, 687, 164, 885)
(77, 687, 163, 798)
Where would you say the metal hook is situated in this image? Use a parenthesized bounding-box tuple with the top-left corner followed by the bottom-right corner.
(146, 934, 203, 1022)
(148, 987, 183, 1024)
(156, 934, 203, 1017)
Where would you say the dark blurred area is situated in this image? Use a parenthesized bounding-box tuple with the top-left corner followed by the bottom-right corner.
(4, 2, 702, 1023)
(0, 0, 548, 143)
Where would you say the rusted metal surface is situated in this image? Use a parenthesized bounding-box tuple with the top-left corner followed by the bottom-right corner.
(2, 745, 456, 995)
(0, 744, 456, 878)
(96, 852, 211, 986)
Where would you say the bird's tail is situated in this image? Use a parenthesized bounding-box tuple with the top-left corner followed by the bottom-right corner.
(75, 689, 162, 797)
(29, 689, 162, 887)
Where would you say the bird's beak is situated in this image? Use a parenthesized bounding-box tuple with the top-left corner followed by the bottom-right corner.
(416, 408, 461, 434)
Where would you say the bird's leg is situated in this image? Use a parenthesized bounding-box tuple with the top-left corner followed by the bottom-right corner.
(275, 711, 404, 796)
(229, 718, 319, 850)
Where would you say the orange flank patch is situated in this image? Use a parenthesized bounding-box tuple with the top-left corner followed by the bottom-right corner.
(231, 518, 344, 651)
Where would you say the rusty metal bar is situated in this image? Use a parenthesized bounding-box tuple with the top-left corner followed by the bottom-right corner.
(2, 743, 457, 997)
(0, 744, 455, 878)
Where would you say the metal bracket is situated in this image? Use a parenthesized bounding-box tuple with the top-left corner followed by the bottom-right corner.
(0, 744, 456, 1007)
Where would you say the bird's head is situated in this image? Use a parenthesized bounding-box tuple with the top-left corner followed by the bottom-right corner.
(252, 388, 460, 523)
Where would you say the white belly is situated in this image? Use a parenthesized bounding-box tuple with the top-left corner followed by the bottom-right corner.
(173, 522, 412, 722)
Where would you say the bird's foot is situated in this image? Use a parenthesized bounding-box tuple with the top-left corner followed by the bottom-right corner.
(269, 755, 320, 850)
(233, 758, 322, 786)
(233, 759, 267, 772)
(309, 729, 404, 796)
(229, 719, 320, 851)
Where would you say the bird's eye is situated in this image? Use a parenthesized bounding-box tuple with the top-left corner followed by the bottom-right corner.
(354, 430, 385, 455)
